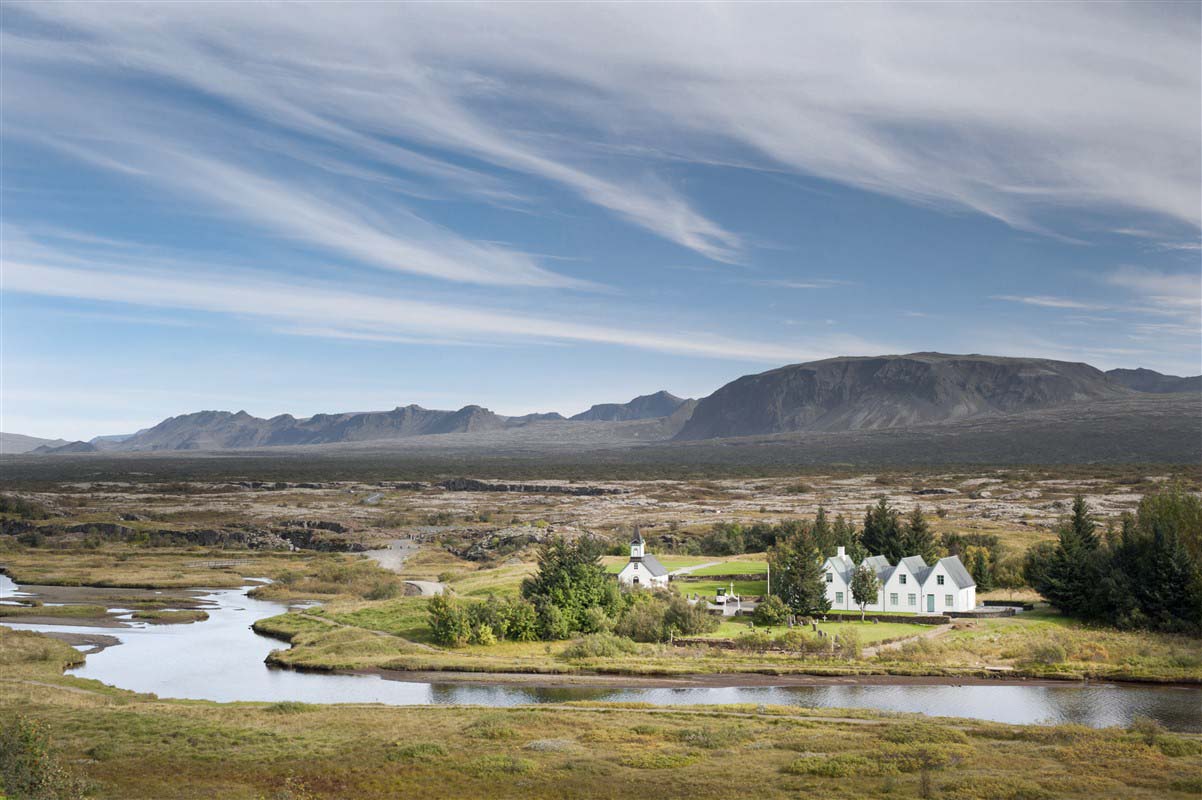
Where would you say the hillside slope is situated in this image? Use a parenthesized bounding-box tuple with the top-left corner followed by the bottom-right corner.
(677, 352, 1133, 440)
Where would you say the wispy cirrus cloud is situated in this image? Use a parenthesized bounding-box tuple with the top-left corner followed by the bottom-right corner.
(2, 231, 892, 364)
(993, 295, 1109, 311)
(5, 1, 1198, 271)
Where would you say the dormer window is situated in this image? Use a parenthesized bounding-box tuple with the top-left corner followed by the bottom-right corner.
(936, 575, 945, 586)
(899, 574, 907, 585)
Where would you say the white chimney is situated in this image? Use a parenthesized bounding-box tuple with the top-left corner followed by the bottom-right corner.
(837, 546, 846, 558)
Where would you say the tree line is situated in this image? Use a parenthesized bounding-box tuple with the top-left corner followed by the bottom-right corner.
(1023, 488, 1201, 633)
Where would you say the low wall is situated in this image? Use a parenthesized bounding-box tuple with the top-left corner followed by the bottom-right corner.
(821, 611, 950, 625)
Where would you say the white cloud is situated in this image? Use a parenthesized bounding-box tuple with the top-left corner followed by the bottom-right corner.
(2, 233, 894, 364)
(6, 1, 1198, 270)
(993, 295, 1109, 311)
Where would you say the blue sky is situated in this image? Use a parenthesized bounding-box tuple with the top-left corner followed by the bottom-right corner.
(2, 2, 1199, 440)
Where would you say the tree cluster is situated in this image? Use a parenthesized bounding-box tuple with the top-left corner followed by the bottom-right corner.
(1023, 489, 1202, 633)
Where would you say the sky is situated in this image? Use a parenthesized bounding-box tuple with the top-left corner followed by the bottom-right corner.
(2, 2, 1200, 441)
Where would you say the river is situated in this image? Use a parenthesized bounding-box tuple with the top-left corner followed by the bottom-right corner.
(4, 576, 1201, 731)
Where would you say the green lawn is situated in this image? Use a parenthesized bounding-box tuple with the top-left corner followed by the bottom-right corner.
(687, 559, 768, 576)
(673, 579, 768, 599)
(602, 556, 712, 574)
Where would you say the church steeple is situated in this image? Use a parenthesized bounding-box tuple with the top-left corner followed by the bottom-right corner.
(630, 527, 645, 560)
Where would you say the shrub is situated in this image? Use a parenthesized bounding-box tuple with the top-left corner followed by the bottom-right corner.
(785, 754, 877, 777)
(0, 714, 88, 800)
(427, 595, 471, 647)
(580, 605, 615, 634)
(388, 742, 448, 761)
(500, 597, 539, 642)
(879, 723, 969, 746)
(835, 627, 861, 659)
(733, 631, 774, 652)
(463, 754, 535, 776)
(753, 595, 789, 626)
(619, 751, 699, 769)
(670, 726, 750, 749)
(1158, 736, 1202, 757)
(265, 701, 314, 714)
(537, 601, 571, 640)
(1025, 639, 1067, 665)
(560, 633, 639, 660)
(463, 717, 518, 741)
(615, 593, 717, 643)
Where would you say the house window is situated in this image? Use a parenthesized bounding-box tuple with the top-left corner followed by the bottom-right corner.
(890, 593, 898, 606)
(945, 594, 953, 607)
(936, 575, 945, 586)
(633, 562, 638, 570)
(835, 592, 844, 604)
(826, 572, 833, 583)
(899, 574, 907, 585)
(908, 594, 916, 606)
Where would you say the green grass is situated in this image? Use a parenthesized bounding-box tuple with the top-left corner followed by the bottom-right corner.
(0, 603, 108, 618)
(687, 559, 768, 576)
(130, 609, 210, 624)
(3, 627, 1200, 800)
(673, 579, 768, 598)
(698, 617, 929, 644)
(310, 597, 433, 641)
(602, 556, 711, 574)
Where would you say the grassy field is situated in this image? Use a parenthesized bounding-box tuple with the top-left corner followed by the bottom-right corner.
(688, 559, 769, 576)
(674, 579, 768, 599)
(2, 626, 1201, 799)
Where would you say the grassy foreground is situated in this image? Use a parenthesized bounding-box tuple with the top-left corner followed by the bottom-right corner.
(3, 626, 1201, 800)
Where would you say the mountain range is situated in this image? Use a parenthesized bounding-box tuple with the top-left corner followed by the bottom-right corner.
(15, 353, 1201, 459)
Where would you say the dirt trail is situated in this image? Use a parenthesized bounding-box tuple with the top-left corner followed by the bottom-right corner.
(362, 539, 446, 596)
(862, 623, 953, 658)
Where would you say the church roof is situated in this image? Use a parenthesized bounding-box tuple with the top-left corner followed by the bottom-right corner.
(631, 528, 645, 545)
(640, 554, 668, 577)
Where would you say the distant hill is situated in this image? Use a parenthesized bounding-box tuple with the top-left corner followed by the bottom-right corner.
(34, 440, 98, 454)
(677, 352, 1133, 440)
(570, 391, 691, 422)
(1106, 367, 1202, 394)
(0, 432, 68, 454)
(20, 352, 1199, 463)
(95, 404, 573, 452)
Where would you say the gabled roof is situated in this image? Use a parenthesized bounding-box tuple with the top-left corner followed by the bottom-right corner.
(899, 555, 931, 584)
(824, 553, 855, 581)
(933, 556, 975, 589)
(640, 554, 668, 577)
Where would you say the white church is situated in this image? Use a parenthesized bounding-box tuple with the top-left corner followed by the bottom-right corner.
(616, 529, 670, 589)
(822, 546, 976, 613)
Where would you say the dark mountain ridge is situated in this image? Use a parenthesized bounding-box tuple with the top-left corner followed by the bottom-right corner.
(570, 390, 691, 422)
(676, 352, 1137, 440)
(1106, 367, 1202, 394)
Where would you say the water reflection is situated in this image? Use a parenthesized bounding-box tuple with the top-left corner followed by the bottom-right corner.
(3, 575, 1200, 732)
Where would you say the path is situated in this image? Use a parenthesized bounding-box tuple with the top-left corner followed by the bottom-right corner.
(668, 560, 722, 577)
(862, 623, 953, 658)
(361, 538, 446, 596)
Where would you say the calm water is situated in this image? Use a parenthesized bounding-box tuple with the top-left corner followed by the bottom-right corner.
(4, 575, 1201, 731)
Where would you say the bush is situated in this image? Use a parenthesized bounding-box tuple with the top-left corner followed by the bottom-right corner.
(619, 752, 699, 769)
(614, 592, 717, 643)
(427, 594, 471, 647)
(753, 595, 789, 626)
(0, 714, 88, 800)
(1025, 639, 1067, 665)
(733, 631, 774, 652)
(463, 754, 535, 776)
(834, 628, 861, 659)
(388, 742, 448, 761)
(785, 754, 877, 777)
(560, 633, 639, 660)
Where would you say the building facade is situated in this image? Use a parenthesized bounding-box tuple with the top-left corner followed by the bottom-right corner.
(616, 529, 669, 589)
(821, 547, 976, 613)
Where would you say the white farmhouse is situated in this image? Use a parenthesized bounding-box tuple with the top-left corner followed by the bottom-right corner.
(821, 547, 976, 614)
(616, 530, 669, 589)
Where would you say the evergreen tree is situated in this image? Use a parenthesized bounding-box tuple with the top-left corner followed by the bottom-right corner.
(832, 513, 866, 562)
(768, 531, 831, 615)
(521, 536, 619, 636)
(862, 497, 905, 562)
(902, 506, 939, 563)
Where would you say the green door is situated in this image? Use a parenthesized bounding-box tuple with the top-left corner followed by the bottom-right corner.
(926, 594, 935, 613)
